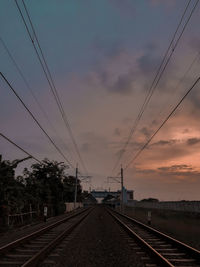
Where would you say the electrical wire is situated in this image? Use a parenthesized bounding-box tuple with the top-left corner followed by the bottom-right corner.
(123, 75, 200, 172)
(15, 0, 88, 175)
(0, 72, 75, 170)
(0, 132, 41, 163)
(0, 36, 76, 164)
(111, 0, 199, 174)
(156, 50, 200, 120)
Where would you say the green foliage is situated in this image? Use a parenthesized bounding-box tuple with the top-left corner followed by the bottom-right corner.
(24, 160, 66, 208)
(24, 159, 82, 215)
(0, 157, 82, 218)
(0, 159, 26, 212)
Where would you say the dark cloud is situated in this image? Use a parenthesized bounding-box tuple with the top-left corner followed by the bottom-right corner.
(99, 69, 135, 95)
(151, 119, 158, 126)
(94, 43, 164, 96)
(136, 43, 179, 95)
(151, 139, 177, 147)
(135, 168, 155, 175)
(187, 138, 200, 146)
(157, 164, 200, 178)
(149, 136, 200, 152)
(141, 140, 188, 162)
(137, 53, 160, 75)
(109, 72, 134, 95)
(136, 164, 200, 179)
(140, 127, 152, 138)
(158, 164, 193, 172)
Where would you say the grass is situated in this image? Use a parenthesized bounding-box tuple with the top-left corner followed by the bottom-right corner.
(124, 206, 200, 250)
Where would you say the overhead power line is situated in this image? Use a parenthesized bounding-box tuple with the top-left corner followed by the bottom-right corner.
(15, 0, 88, 175)
(0, 72, 75, 170)
(0, 132, 41, 163)
(156, 50, 200, 119)
(123, 75, 200, 172)
(111, 0, 199, 174)
(0, 36, 75, 164)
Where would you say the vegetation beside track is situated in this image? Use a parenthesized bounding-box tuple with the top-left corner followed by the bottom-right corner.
(0, 156, 82, 229)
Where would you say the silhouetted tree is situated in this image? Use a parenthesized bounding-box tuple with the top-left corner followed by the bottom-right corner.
(0, 157, 27, 212)
(24, 159, 82, 215)
(0, 156, 83, 227)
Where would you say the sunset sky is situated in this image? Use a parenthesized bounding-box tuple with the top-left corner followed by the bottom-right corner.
(1, 0, 200, 200)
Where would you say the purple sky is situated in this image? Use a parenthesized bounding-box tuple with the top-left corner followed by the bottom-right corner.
(1, 0, 200, 200)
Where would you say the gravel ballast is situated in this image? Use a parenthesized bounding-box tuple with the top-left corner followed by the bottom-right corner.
(0, 209, 84, 248)
(57, 206, 145, 267)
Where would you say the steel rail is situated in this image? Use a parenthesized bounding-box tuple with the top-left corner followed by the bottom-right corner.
(112, 208, 200, 260)
(0, 208, 89, 256)
(108, 209, 174, 267)
(22, 209, 92, 267)
(108, 208, 200, 266)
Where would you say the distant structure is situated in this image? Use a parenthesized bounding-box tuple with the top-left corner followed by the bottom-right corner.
(82, 192, 97, 207)
(91, 188, 134, 203)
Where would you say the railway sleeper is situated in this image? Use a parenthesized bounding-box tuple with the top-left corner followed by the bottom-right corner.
(169, 258, 197, 263)
(6, 254, 31, 258)
(148, 241, 167, 245)
(0, 260, 23, 266)
(161, 253, 187, 257)
(145, 264, 158, 267)
(15, 249, 36, 253)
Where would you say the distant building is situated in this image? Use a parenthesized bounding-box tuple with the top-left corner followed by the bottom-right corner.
(82, 192, 97, 207)
(91, 188, 134, 203)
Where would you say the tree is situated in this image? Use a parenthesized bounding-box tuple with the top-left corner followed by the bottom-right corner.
(0, 157, 27, 212)
(24, 159, 66, 215)
(0, 156, 29, 226)
(24, 159, 82, 215)
(0, 156, 83, 227)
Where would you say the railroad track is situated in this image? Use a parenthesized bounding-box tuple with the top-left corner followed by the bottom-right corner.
(0, 208, 91, 267)
(108, 208, 200, 267)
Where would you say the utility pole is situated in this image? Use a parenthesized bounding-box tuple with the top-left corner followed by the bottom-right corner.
(121, 165, 124, 213)
(74, 164, 78, 209)
(74, 165, 92, 209)
(107, 165, 124, 213)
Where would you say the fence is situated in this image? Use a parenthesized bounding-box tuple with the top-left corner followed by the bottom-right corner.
(7, 211, 37, 226)
(126, 201, 200, 213)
